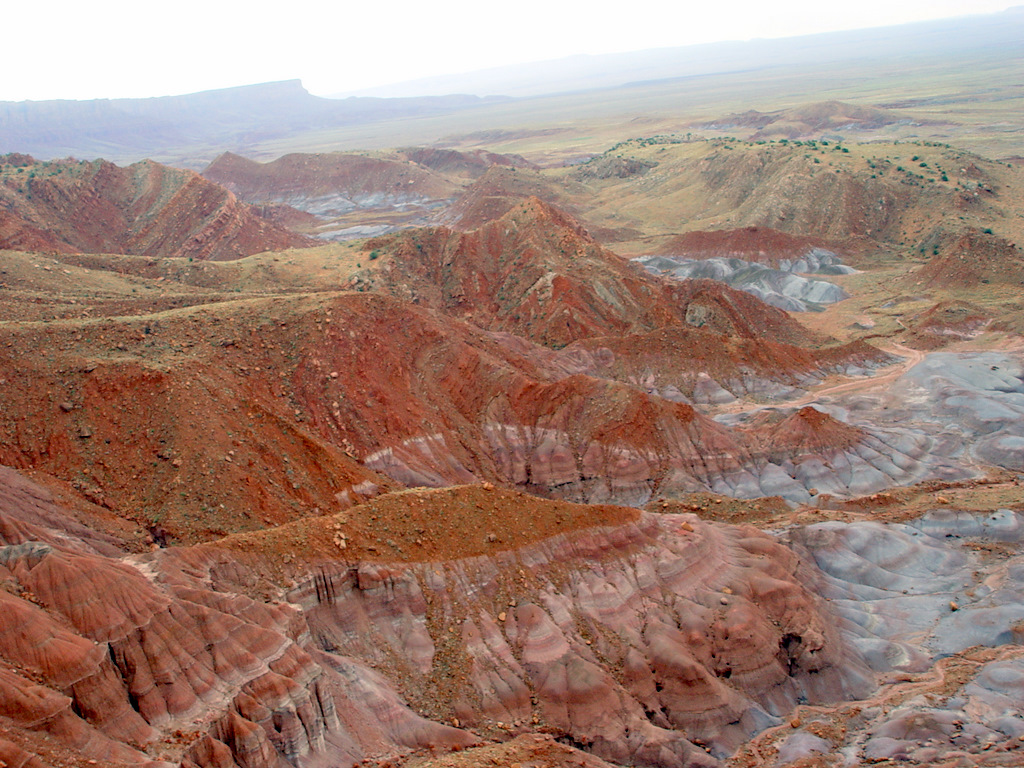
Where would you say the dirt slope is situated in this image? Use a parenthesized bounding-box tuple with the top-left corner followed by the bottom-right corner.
(562, 138, 1024, 257)
(907, 228, 1024, 288)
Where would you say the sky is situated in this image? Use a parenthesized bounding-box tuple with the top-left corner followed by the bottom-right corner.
(3, 0, 1017, 102)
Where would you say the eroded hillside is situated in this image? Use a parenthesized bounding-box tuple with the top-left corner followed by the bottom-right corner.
(0, 154, 314, 260)
(1, 121, 1024, 768)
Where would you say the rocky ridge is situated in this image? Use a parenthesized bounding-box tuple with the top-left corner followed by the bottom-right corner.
(0, 155, 313, 260)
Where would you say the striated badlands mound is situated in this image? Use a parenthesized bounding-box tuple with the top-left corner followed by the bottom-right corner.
(0, 155, 313, 260)
(654, 227, 843, 270)
(359, 198, 820, 347)
(908, 228, 1024, 289)
(0, 467, 872, 768)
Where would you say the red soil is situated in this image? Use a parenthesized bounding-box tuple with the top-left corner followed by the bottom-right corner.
(910, 228, 1024, 289)
(656, 226, 837, 266)
(203, 150, 458, 202)
(0, 157, 313, 260)
(364, 198, 819, 348)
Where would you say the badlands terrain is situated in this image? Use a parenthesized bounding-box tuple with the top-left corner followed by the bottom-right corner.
(2, 15, 1024, 768)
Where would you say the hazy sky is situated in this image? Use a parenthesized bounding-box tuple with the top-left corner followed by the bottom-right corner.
(4, 0, 1016, 101)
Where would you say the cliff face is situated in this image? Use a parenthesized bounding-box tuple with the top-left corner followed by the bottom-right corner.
(0, 155, 315, 259)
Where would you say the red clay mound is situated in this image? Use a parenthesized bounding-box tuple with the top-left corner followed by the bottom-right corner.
(401, 146, 537, 177)
(904, 299, 992, 349)
(762, 406, 866, 458)
(0, 156, 313, 260)
(656, 226, 837, 267)
(667, 278, 820, 346)
(910, 228, 1024, 289)
(566, 326, 884, 400)
(441, 165, 574, 230)
(203, 150, 459, 202)
(363, 198, 818, 348)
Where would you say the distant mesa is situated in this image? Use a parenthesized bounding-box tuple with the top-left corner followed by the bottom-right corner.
(0, 80, 506, 165)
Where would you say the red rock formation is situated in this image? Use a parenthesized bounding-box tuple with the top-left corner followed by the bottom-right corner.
(0, 463, 875, 768)
(440, 165, 574, 230)
(266, 494, 872, 765)
(655, 226, 837, 267)
(0, 274, 882, 535)
(0, 467, 473, 768)
(0, 157, 314, 260)
(762, 406, 866, 459)
(909, 228, 1024, 289)
(361, 198, 818, 348)
(400, 147, 538, 177)
(202, 151, 459, 204)
(904, 300, 992, 349)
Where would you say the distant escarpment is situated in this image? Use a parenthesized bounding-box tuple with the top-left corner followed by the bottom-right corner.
(0, 79, 506, 164)
(0, 155, 314, 259)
